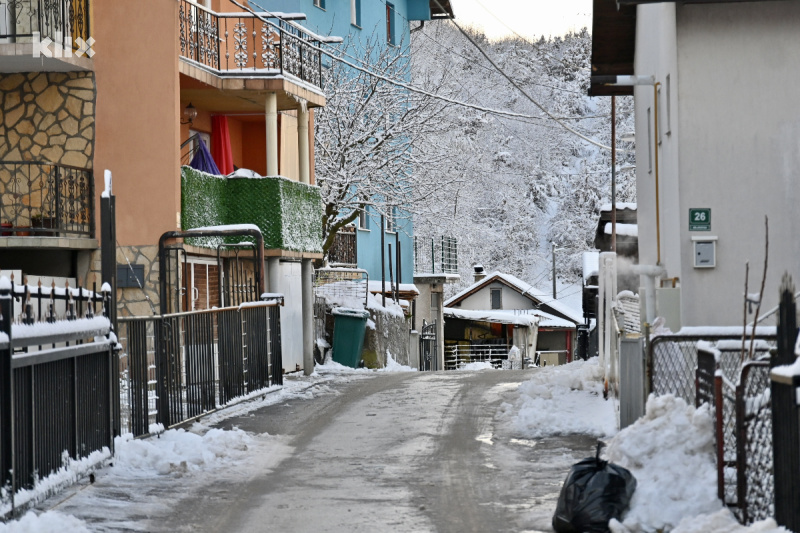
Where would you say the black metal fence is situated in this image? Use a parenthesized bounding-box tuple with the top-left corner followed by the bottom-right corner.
(119, 298, 283, 437)
(0, 283, 117, 514)
(0, 0, 90, 48)
(178, 0, 323, 88)
(0, 161, 95, 238)
(5, 275, 108, 324)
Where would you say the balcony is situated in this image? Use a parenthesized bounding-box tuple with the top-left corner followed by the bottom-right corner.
(181, 166, 322, 258)
(414, 236, 459, 275)
(0, 0, 93, 73)
(178, 0, 323, 91)
(0, 161, 94, 242)
(328, 226, 357, 267)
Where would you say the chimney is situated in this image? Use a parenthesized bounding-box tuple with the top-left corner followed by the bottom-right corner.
(473, 264, 486, 283)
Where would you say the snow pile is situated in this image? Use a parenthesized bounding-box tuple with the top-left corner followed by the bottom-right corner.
(114, 424, 263, 476)
(313, 359, 373, 375)
(378, 351, 416, 373)
(459, 361, 494, 371)
(605, 394, 725, 532)
(671, 509, 787, 533)
(501, 359, 616, 438)
(0, 510, 89, 532)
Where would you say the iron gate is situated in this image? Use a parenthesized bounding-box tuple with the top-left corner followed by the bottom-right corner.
(420, 320, 438, 371)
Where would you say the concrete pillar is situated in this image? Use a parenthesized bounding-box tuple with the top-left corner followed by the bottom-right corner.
(265, 92, 278, 176)
(297, 108, 310, 184)
(301, 259, 314, 375)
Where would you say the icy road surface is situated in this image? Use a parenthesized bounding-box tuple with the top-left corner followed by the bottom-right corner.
(42, 370, 599, 532)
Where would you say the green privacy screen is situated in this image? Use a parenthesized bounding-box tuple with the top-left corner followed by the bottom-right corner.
(181, 166, 323, 253)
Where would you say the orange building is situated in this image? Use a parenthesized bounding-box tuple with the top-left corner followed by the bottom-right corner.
(1, 0, 328, 372)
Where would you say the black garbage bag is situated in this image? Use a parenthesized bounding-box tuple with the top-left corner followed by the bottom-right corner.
(552, 442, 636, 533)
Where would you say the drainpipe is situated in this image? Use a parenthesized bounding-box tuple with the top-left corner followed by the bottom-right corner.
(600, 75, 662, 264)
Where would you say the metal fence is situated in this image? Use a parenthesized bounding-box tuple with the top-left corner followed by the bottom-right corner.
(0, 161, 95, 238)
(649, 332, 777, 525)
(0, 284, 117, 514)
(0, 0, 90, 48)
(413, 236, 458, 275)
(5, 275, 107, 324)
(445, 343, 513, 370)
(118, 298, 282, 437)
(178, 0, 322, 88)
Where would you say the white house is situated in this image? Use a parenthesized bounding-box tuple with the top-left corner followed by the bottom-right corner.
(591, 0, 800, 328)
(444, 271, 582, 364)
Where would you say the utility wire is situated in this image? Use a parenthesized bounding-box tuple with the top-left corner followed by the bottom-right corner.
(472, 0, 591, 72)
(431, 0, 612, 151)
(241, 0, 614, 151)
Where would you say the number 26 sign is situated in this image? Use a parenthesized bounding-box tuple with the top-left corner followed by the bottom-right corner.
(689, 208, 711, 231)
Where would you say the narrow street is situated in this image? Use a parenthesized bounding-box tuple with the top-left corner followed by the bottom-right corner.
(45, 370, 599, 532)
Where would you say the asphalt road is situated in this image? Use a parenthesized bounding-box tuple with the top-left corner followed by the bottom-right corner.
(157, 370, 598, 533)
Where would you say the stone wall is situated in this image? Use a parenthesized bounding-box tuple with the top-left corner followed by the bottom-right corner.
(362, 309, 413, 368)
(0, 72, 95, 168)
(87, 245, 161, 318)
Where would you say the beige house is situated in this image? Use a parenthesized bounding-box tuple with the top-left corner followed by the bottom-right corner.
(591, 0, 800, 328)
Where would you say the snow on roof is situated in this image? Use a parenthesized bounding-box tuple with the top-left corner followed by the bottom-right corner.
(444, 307, 539, 327)
(604, 223, 638, 237)
(599, 202, 637, 212)
(522, 310, 575, 329)
(444, 271, 583, 324)
(582, 251, 599, 281)
(368, 280, 419, 294)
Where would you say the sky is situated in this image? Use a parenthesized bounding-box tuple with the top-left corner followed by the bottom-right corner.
(450, 0, 593, 41)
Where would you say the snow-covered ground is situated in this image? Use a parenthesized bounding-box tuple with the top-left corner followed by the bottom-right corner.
(3, 359, 788, 532)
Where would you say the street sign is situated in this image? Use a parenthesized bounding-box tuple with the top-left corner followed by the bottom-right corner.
(689, 208, 711, 231)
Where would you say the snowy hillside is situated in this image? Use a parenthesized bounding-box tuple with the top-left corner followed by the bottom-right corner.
(409, 24, 635, 296)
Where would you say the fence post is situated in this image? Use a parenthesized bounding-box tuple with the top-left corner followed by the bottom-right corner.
(101, 170, 117, 334)
(770, 274, 800, 531)
(0, 280, 15, 506)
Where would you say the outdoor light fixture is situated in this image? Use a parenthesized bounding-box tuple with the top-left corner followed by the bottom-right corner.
(181, 102, 198, 125)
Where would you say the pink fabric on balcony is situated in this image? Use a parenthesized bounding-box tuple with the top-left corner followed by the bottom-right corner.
(211, 116, 234, 175)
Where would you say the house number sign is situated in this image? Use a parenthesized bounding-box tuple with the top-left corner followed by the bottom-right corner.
(689, 208, 711, 231)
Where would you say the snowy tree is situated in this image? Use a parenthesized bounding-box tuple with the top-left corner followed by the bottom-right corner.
(314, 35, 455, 258)
(409, 24, 636, 295)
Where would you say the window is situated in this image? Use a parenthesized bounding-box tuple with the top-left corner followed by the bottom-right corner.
(314, 0, 325, 9)
(490, 288, 502, 310)
(386, 2, 396, 45)
(351, 0, 361, 27)
(385, 207, 396, 233)
(358, 208, 369, 230)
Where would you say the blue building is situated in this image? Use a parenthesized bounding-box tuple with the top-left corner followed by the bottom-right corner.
(261, 0, 454, 285)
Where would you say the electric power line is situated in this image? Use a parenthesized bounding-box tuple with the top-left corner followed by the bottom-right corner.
(240, 0, 616, 151)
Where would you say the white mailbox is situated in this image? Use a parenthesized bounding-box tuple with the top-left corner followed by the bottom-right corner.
(692, 236, 717, 268)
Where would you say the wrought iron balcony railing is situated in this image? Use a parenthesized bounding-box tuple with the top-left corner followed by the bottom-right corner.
(328, 226, 357, 267)
(0, 161, 94, 238)
(0, 0, 90, 51)
(178, 0, 323, 89)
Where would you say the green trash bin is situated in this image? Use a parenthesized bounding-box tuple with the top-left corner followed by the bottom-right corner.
(331, 307, 370, 368)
